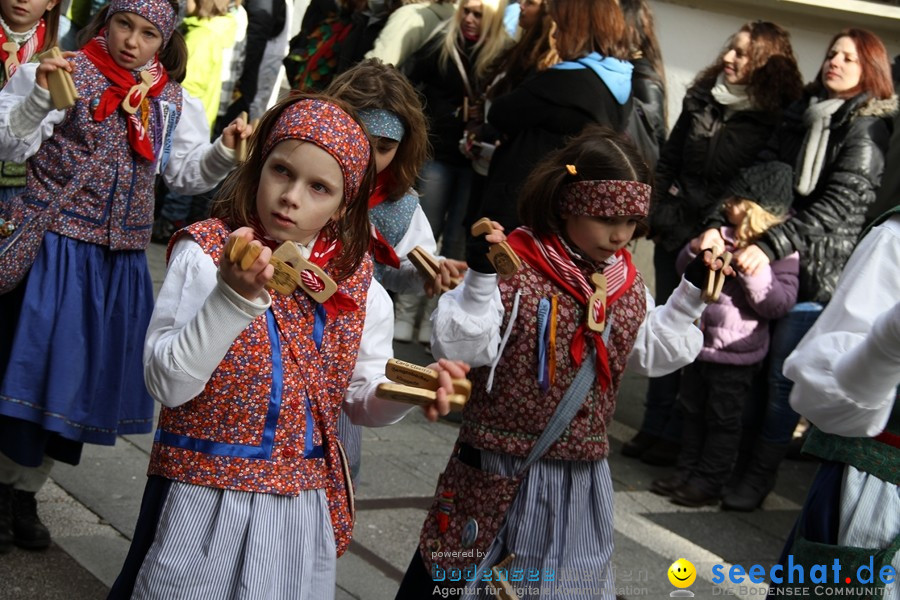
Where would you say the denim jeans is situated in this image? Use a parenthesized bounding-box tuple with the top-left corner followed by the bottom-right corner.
(418, 160, 473, 260)
(760, 302, 823, 444)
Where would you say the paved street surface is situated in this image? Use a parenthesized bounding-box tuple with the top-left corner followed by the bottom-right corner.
(0, 240, 819, 599)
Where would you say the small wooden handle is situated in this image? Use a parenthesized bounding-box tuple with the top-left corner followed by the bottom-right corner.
(236, 111, 249, 163)
(586, 272, 607, 333)
(470, 217, 493, 237)
(408, 247, 438, 281)
(376, 383, 467, 412)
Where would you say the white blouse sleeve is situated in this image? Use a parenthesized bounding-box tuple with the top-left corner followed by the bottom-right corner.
(784, 219, 900, 437)
(430, 270, 504, 366)
(379, 204, 437, 294)
(161, 89, 236, 195)
(0, 64, 66, 162)
(342, 279, 417, 426)
(143, 238, 271, 408)
(627, 277, 706, 377)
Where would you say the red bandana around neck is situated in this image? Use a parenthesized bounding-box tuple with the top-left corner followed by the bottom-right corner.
(0, 20, 45, 81)
(507, 227, 637, 391)
(82, 34, 169, 161)
(367, 170, 401, 269)
(248, 216, 360, 318)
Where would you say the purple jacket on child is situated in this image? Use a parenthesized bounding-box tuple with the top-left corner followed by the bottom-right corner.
(677, 226, 799, 366)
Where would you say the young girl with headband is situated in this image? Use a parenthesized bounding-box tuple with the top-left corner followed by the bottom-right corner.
(0, 0, 248, 551)
(327, 58, 467, 478)
(107, 95, 466, 599)
(397, 125, 729, 599)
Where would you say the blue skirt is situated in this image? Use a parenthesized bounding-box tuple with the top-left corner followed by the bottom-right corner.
(0, 232, 155, 461)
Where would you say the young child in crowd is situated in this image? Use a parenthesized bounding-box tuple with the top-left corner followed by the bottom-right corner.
(0, 0, 248, 552)
(326, 57, 467, 478)
(650, 161, 799, 507)
(106, 95, 466, 599)
(396, 125, 730, 600)
(0, 0, 60, 201)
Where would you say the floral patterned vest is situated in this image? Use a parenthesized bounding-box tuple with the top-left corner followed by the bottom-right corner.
(148, 219, 372, 556)
(21, 52, 182, 250)
(459, 254, 647, 461)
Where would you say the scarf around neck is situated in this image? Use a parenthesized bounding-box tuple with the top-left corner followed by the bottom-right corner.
(507, 227, 637, 391)
(0, 17, 44, 81)
(367, 170, 401, 269)
(82, 33, 169, 161)
(710, 73, 753, 114)
(795, 96, 845, 196)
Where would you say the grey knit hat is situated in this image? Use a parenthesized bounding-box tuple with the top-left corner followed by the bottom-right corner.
(727, 161, 795, 217)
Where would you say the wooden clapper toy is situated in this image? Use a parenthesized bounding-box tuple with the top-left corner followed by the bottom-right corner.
(701, 249, 733, 303)
(375, 359, 471, 412)
(224, 236, 338, 301)
(407, 246, 461, 292)
(39, 47, 78, 110)
(470, 217, 522, 279)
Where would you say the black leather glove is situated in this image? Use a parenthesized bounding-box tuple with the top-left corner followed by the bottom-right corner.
(464, 232, 495, 275)
(683, 249, 717, 288)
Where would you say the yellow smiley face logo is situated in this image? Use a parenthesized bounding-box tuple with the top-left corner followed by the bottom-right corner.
(668, 558, 697, 588)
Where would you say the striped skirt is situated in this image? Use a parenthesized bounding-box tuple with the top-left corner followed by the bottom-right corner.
(462, 452, 616, 600)
(109, 477, 337, 600)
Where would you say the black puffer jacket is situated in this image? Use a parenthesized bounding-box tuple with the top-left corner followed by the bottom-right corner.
(751, 92, 898, 303)
(648, 78, 780, 251)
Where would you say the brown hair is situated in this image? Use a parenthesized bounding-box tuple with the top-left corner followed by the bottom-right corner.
(487, 0, 558, 99)
(549, 0, 628, 61)
(210, 93, 377, 281)
(809, 28, 894, 100)
(519, 125, 652, 239)
(325, 58, 429, 202)
(77, 0, 188, 82)
(694, 21, 803, 114)
(41, 2, 62, 52)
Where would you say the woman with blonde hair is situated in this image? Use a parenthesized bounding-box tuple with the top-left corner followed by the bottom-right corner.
(394, 0, 511, 344)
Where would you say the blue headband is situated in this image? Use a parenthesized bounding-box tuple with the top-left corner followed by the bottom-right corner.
(358, 108, 405, 142)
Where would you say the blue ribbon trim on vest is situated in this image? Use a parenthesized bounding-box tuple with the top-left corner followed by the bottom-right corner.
(313, 303, 326, 350)
(154, 309, 323, 459)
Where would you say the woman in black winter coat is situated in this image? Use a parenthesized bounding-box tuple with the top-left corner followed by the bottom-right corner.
(623, 21, 804, 466)
(696, 28, 898, 512)
(468, 0, 633, 237)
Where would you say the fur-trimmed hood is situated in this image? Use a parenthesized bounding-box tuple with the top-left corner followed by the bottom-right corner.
(855, 94, 899, 119)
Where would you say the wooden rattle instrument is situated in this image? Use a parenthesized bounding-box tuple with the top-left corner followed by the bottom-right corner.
(223, 236, 338, 303)
(2, 42, 19, 80)
(376, 359, 470, 412)
(701, 250, 733, 303)
(41, 47, 79, 110)
(407, 246, 461, 292)
(470, 217, 521, 279)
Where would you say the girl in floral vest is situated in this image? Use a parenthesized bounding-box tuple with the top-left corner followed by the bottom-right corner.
(0, 0, 60, 201)
(0, 0, 248, 552)
(107, 95, 466, 599)
(397, 125, 729, 599)
(327, 57, 468, 479)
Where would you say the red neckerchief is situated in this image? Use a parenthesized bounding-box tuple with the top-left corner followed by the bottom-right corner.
(0, 20, 45, 80)
(507, 228, 637, 391)
(248, 217, 360, 318)
(367, 170, 401, 269)
(81, 33, 169, 162)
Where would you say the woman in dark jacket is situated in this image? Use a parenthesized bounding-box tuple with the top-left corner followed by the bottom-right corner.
(697, 28, 898, 511)
(469, 0, 633, 237)
(623, 21, 804, 466)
